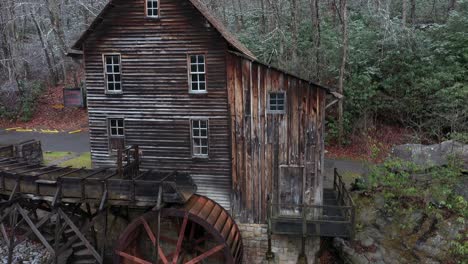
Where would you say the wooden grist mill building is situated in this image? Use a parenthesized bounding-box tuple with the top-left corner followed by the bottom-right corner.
(71, 0, 351, 263)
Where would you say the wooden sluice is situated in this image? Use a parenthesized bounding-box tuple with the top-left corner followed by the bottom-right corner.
(0, 146, 243, 264)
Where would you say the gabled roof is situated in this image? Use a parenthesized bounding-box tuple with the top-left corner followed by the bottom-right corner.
(71, 0, 256, 60)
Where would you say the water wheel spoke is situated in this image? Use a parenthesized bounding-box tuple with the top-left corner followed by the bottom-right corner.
(141, 217, 156, 243)
(116, 250, 152, 264)
(185, 244, 226, 264)
(172, 213, 189, 264)
(141, 217, 169, 264)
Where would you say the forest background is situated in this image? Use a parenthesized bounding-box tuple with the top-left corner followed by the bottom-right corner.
(0, 0, 467, 153)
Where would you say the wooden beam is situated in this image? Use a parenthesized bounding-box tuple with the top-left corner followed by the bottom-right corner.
(15, 204, 55, 255)
(58, 208, 103, 263)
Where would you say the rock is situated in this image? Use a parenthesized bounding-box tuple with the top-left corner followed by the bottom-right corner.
(333, 238, 371, 264)
(361, 237, 375, 247)
(391, 140, 468, 170)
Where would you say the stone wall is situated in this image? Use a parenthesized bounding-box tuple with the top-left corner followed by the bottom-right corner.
(238, 223, 320, 264)
(13, 140, 43, 164)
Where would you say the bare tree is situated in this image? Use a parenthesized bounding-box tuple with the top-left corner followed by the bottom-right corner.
(338, 0, 348, 146)
(290, 0, 299, 71)
(310, 0, 322, 81)
(402, 0, 407, 26)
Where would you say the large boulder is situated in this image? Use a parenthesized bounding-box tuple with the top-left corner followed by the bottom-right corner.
(391, 140, 468, 170)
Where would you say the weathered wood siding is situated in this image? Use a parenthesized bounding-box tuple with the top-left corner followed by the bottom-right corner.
(83, 0, 232, 208)
(227, 53, 326, 223)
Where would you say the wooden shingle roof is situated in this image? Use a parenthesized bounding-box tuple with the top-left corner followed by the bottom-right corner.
(71, 0, 256, 59)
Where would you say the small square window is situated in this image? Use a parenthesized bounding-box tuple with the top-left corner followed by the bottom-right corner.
(109, 118, 125, 137)
(146, 0, 159, 18)
(191, 119, 209, 157)
(268, 92, 286, 113)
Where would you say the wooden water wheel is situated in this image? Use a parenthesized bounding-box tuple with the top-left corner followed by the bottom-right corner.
(114, 195, 243, 264)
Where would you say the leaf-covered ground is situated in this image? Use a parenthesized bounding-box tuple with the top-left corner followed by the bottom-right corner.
(0, 84, 88, 131)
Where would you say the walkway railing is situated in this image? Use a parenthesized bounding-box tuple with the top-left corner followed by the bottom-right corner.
(267, 169, 355, 239)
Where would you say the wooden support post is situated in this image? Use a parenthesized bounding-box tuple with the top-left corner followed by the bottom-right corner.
(117, 147, 123, 178)
(101, 206, 109, 261)
(7, 206, 17, 264)
(297, 205, 307, 264)
(154, 185, 163, 264)
(265, 195, 274, 260)
(54, 209, 60, 264)
(86, 203, 99, 250)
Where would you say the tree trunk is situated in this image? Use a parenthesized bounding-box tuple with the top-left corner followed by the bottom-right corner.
(31, 12, 57, 84)
(448, 0, 457, 12)
(410, 0, 416, 24)
(290, 0, 299, 72)
(310, 0, 322, 81)
(402, 0, 407, 26)
(338, 0, 348, 146)
(260, 0, 267, 33)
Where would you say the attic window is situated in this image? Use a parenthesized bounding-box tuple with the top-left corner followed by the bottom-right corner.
(146, 0, 159, 18)
(268, 92, 286, 113)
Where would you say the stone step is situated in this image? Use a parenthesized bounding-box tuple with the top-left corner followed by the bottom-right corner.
(72, 241, 87, 251)
(71, 248, 95, 261)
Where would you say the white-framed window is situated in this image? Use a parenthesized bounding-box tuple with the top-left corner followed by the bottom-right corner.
(188, 54, 207, 93)
(268, 92, 286, 113)
(108, 118, 125, 150)
(191, 119, 209, 157)
(146, 0, 159, 18)
(104, 54, 122, 93)
(109, 119, 124, 136)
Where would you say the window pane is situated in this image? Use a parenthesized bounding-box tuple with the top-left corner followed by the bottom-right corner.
(115, 83, 121, 91)
(198, 56, 204, 63)
(201, 129, 207, 137)
(199, 83, 205, 91)
(199, 74, 205, 82)
(191, 65, 197, 72)
(106, 57, 112, 64)
(107, 66, 112, 73)
(115, 75, 121, 82)
(198, 64, 205, 73)
(201, 147, 208, 155)
(200, 121, 207, 128)
(191, 56, 197, 64)
(114, 65, 120, 73)
(277, 93, 284, 99)
(108, 75, 114, 82)
(118, 128, 124, 136)
(111, 128, 117, 135)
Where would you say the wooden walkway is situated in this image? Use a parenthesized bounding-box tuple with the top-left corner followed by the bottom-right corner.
(267, 169, 355, 238)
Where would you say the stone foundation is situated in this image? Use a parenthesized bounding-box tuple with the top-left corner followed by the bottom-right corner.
(238, 223, 320, 264)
